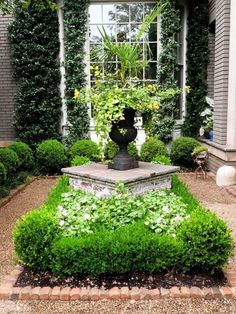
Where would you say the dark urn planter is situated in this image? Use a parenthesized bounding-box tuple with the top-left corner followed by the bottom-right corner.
(108, 108, 139, 170)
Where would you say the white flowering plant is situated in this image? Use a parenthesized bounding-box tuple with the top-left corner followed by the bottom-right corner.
(199, 97, 214, 136)
(56, 185, 190, 238)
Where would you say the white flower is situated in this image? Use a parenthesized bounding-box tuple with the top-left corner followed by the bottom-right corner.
(199, 127, 205, 136)
(156, 217, 163, 224)
(91, 204, 97, 210)
(62, 209, 68, 216)
(58, 205, 64, 212)
(59, 220, 65, 226)
(174, 215, 181, 222)
(172, 234, 176, 238)
(62, 193, 70, 198)
(162, 205, 169, 213)
(83, 213, 90, 219)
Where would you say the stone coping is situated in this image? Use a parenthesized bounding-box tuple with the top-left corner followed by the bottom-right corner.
(0, 265, 236, 301)
(61, 162, 180, 184)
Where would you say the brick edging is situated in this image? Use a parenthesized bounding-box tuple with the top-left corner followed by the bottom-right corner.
(0, 265, 236, 301)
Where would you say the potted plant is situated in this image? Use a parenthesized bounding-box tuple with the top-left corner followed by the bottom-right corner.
(74, 6, 180, 170)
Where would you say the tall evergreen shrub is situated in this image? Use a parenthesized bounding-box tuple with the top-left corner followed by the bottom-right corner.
(8, 0, 61, 148)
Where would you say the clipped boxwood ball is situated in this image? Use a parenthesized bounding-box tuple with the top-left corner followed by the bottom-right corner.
(9, 141, 34, 170)
(36, 139, 68, 175)
(70, 139, 99, 161)
(0, 162, 7, 184)
(0, 148, 19, 174)
(104, 141, 139, 160)
(140, 137, 168, 162)
(170, 137, 199, 167)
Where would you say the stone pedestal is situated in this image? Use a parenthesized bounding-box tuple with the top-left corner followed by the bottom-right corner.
(61, 162, 179, 197)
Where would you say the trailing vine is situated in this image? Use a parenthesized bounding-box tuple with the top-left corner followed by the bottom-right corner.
(149, 0, 181, 143)
(8, 0, 61, 148)
(63, 0, 89, 145)
(182, 0, 209, 137)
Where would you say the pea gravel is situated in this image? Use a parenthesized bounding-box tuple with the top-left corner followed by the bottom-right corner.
(0, 175, 236, 313)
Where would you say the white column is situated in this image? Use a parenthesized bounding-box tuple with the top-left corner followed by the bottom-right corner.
(227, 0, 236, 148)
(57, 0, 67, 136)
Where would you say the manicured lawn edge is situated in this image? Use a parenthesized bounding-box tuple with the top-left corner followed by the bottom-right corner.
(0, 264, 236, 301)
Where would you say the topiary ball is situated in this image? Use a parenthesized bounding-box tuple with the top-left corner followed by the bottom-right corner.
(0, 162, 7, 184)
(140, 137, 168, 162)
(70, 139, 100, 161)
(104, 141, 139, 160)
(36, 139, 68, 175)
(9, 141, 34, 170)
(170, 137, 199, 167)
(0, 148, 20, 174)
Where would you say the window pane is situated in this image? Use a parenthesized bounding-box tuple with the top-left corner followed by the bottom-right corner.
(145, 62, 157, 80)
(89, 5, 102, 24)
(117, 24, 129, 42)
(130, 3, 143, 22)
(130, 24, 142, 41)
(103, 4, 116, 24)
(89, 25, 102, 43)
(116, 4, 129, 23)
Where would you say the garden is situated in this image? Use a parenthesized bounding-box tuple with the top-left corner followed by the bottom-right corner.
(0, 0, 234, 297)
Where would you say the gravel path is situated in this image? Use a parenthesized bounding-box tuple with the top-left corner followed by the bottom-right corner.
(0, 178, 58, 282)
(1, 175, 236, 313)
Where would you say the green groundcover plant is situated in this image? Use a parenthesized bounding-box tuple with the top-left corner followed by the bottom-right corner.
(13, 175, 233, 275)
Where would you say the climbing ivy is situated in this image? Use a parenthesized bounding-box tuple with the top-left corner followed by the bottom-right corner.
(63, 0, 89, 145)
(8, 0, 61, 148)
(149, 0, 181, 143)
(182, 0, 209, 137)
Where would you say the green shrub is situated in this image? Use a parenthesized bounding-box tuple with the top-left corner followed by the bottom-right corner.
(170, 137, 199, 167)
(0, 148, 19, 174)
(0, 162, 7, 184)
(13, 208, 60, 270)
(8, 141, 34, 170)
(192, 145, 208, 155)
(36, 140, 68, 175)
(178, 210, 233, 273)
(152, 155, 172, 165)
(71, 155, 90, 167)
(104, 141, 139, 160)
(140, 137, 168, 162)
(51, 223, 183, 277)
(0, 186, 10, 199)
(70, 139, 99, 161)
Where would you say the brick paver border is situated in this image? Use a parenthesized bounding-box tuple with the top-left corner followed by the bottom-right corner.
(0, 264, 236, 301)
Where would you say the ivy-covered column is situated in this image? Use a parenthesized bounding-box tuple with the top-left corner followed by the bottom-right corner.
(8, 0, 61, 148)
(63, 0, 89, 145)
(182, 0, 209, 137)
(149, 0, 181, 143)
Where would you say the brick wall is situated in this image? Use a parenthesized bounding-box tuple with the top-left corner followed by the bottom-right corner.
(0, 15, 18, 145)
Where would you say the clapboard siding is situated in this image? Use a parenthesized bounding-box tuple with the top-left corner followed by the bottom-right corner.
(209, 0, 216, 23)
(208, 153, 236, 174)
(213, 0, 230, 145)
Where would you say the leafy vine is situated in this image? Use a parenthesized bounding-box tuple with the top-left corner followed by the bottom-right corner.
(63, 0, 89, 145)
(182, 0, 209, 137)
(148, 0, 181, 143)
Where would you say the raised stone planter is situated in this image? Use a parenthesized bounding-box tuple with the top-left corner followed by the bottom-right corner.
(61, 162, 179, 197)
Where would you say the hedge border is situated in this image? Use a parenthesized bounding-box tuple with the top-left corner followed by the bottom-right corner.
(0, 262, 236, 301)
